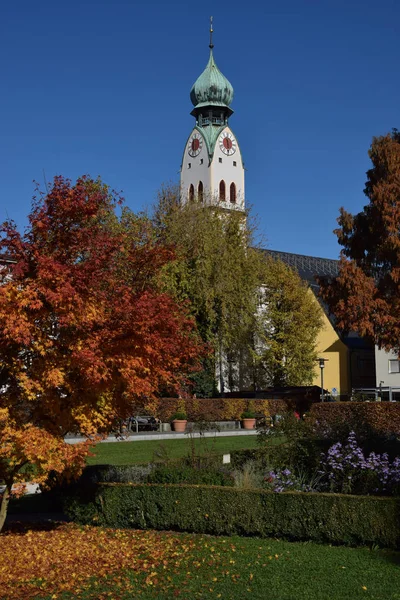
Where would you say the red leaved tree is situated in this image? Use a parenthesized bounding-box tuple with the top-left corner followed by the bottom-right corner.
(319, 130, 400, 353)
(0, 176, 204, 530)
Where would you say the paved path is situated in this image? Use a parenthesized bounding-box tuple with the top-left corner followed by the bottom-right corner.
(0, 483, 40, 494)
(65, 429, 257, 444)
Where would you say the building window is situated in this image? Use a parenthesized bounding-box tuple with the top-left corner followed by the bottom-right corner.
(188, 163, 191, 169)
(388, 359, 400, 374)
(219, 157, 222, 163)
(219, 180, 226, 201)
(189, 184, 195, 202)
(233, 161, 237, 167)
(230, 182, 236, 204)
(200, 158, 203, 165)
(198, 181, 203, 202)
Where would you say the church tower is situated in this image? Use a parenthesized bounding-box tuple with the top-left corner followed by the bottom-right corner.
(180, 19, 245, 210)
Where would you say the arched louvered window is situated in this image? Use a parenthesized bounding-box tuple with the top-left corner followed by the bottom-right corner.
(189, 184, 195, 202)
(198, 181, 203, 202)
(219, 180, 226, 202)
(230, 182, 236, 204)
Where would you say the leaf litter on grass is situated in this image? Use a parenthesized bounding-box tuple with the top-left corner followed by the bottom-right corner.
(1, 523, 400, 600)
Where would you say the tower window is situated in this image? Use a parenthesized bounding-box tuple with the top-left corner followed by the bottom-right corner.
(189, 184, 195, 202)
(233, 161, 237, 167)
(188, 163, 191, 169)
(219, 180, 226, 202)
(230, 182, 236, 204)
(200, 158, 203, 165)
(219, 157, 222, 163)
(198, 181, 203, 202)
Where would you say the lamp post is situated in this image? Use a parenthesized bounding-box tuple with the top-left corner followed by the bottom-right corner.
(316, 358, 328, 402)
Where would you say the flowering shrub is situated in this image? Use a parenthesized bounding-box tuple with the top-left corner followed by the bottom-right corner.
(321, 432, 400, 495)
(264, 468, 319, 493)
(261, 432, 400, 496)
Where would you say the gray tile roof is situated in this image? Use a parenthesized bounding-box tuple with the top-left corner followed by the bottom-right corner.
(263, 249, 339, 288)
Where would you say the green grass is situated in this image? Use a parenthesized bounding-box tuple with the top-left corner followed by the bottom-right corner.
(40, 531, 400, 600)
(86, 434, 260, 466)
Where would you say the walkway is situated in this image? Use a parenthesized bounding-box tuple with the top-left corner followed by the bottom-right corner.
(65, 429, 257, 444)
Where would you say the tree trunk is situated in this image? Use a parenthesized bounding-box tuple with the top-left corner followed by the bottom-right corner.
(0, 484, 11, 533)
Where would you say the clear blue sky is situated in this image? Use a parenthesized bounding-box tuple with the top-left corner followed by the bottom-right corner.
(1, 0, 399, 259)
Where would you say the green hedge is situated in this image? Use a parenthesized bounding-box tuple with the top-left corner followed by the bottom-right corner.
(65, 483, 400, 549)
(147, 464, 233, 486)
(229, 448, 265, 469)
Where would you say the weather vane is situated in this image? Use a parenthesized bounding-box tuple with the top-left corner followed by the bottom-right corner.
(209, 16, 214, 49)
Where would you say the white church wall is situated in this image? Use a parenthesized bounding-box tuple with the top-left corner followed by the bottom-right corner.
(180, 129, 210, 203)
(210, 127, 245, 210)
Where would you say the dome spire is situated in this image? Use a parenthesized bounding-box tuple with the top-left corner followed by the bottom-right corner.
(209, 16, 214, 50)
(189, 18, 234, 118)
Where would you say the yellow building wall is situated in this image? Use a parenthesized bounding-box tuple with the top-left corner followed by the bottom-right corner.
(311, 296, 349, 395)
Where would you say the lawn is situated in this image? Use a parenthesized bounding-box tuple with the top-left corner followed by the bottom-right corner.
(2, 523, 399, 599)
(86, 434, 260, 465)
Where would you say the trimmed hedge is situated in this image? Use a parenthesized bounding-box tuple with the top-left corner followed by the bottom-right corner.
(310, 402, 400, 437)
(147, 465, 233, 486)
(141, 398, 293, 422)
(65, 483, 400, 549)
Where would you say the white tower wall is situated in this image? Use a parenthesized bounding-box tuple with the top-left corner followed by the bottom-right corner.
(181, 126, 245, 210)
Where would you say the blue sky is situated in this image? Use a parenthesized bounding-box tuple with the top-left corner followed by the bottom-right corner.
(1, 0, 399, 259)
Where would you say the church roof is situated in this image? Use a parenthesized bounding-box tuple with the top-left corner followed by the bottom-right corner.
(263, 249, 339, 289)
(190, 49, 234, 110)
(263, 249, 373, 350)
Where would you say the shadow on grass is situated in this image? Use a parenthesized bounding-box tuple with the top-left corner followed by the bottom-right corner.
(2, 519, 66, 535)
(8, 491, 63, 515)
(377, 548, 400, 566)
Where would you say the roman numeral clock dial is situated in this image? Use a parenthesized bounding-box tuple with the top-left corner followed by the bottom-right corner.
(219, 132, 237, 156)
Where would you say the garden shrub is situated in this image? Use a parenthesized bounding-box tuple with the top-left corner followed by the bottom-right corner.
(232, 461, 264, 489)
(320, 431, 400, 496)
(258, 413, 328, 473)
(80, 464, 154, 484)
(230, 448, 268, 470)
(65, 483, 400, 549)
(146, 464, 233, 486)
(152, 398, 293, 422)
(264, 467, 324, 493)
(310, 402, 400, 438)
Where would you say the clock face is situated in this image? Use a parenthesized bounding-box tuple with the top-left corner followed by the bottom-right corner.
(219, 131, 237, 156)
(188, 133, 203, 157)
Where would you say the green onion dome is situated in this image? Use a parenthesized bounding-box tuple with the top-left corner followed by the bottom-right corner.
(190, 50, 234, 109)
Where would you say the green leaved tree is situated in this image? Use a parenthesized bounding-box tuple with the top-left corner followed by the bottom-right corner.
(253, 256, 323, 387)
(152, 186, 322, 393)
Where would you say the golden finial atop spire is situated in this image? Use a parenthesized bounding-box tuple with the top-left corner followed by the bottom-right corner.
(209, 16, 214, 49)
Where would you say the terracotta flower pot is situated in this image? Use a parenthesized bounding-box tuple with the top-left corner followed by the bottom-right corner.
(172, 419, 187, 433)
(241, 418, 256, 430)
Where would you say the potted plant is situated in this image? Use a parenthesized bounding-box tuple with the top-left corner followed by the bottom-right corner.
(171, 412, 188, 433)
(241, 410, 256, 430)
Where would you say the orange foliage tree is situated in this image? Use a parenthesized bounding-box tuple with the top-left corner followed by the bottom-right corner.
(319, 130, 400, 353)
(0, 176, 204, 530)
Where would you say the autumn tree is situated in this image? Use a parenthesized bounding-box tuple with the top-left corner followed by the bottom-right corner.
(319, 130, 400, 353)
(252, 256, 323, 387)
(0, 176, 204, 530)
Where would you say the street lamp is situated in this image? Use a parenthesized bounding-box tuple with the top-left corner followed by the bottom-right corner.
(316, 358, 329, 402)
